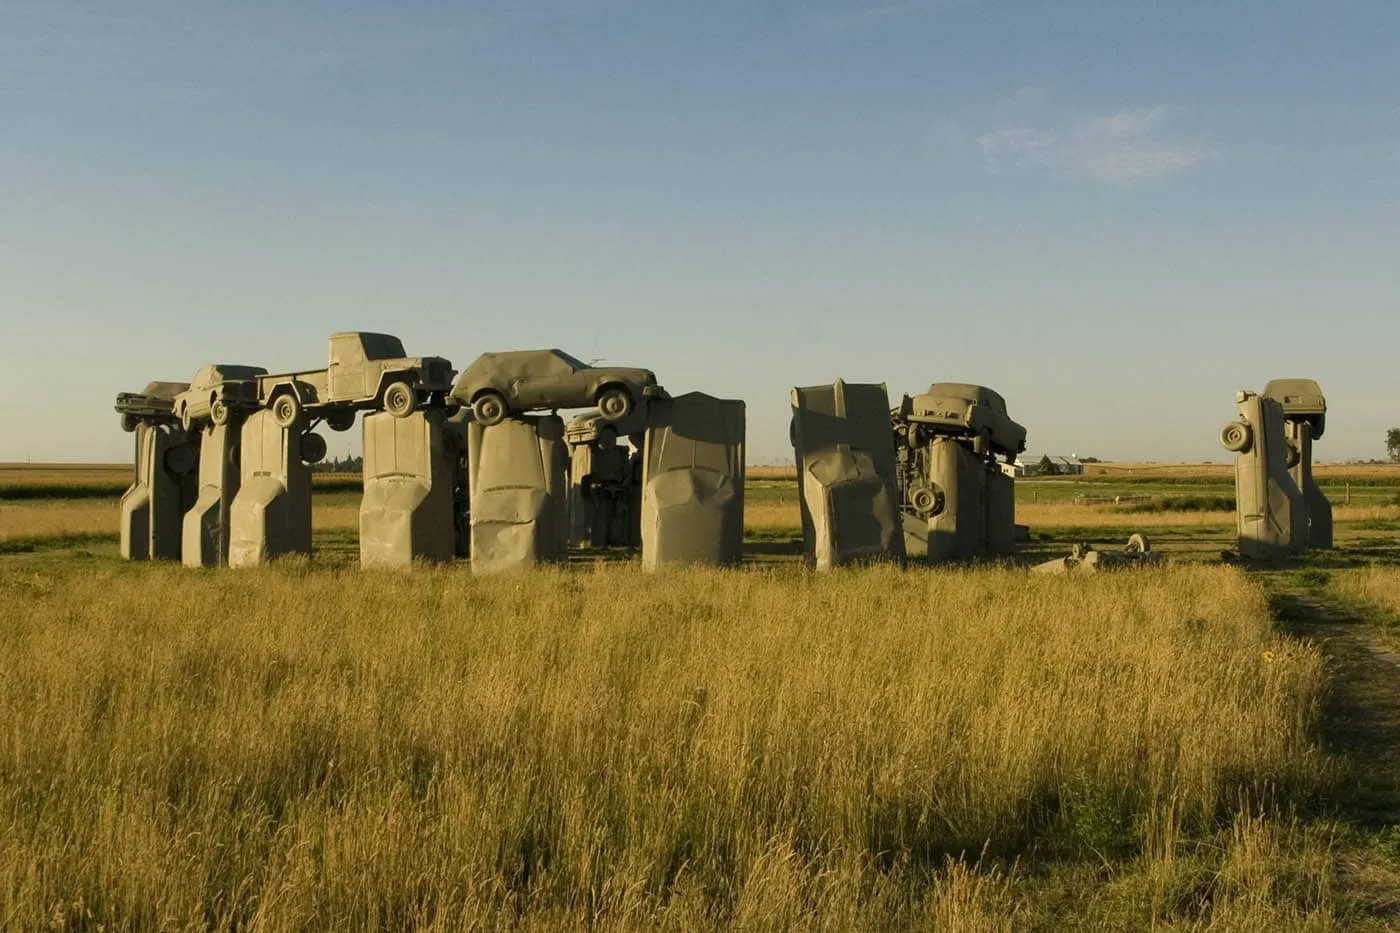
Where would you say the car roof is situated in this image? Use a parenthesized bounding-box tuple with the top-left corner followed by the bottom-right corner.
(468, 349, 590, 371)
(193, 364, 267, 383)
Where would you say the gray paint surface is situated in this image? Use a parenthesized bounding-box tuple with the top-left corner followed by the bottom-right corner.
(228, 410, 313, 566)
(467, 415, 569, 572)
(1222, 391, 1305, 559)
(182, 421, 243, 567)
(565, 412, 639, 548)
(120, 421, 199, 561)
(790, 380, 904, 569)
(1262, 379, 1332, 549)
(640, 392, 746, 568)
(360, 410, 456, 568)
(926, 437, 988, 561)
(893, 383, 1025, 561)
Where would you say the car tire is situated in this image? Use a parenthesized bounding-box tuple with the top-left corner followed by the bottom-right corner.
(300, 432, 327, 464)
(383, 380, 416, 418)
(908, 485, 938, 516)
(271, 392, 303, 430)
(596, 386, 633, 421)
(121, 413, 138, 433)
(325, 410, 356, 432)
(178, 403, 193, 433)
(472, 391, 508, 426)
(1283, 441, 1301, 469)
(210, 399, 229, 426)
(1219, 421, 1252, 454)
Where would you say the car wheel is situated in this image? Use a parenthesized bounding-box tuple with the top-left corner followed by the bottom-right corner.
(325, 410, 356, 432)
(177, 402, 193, 433)
(596, 386, 633, 421)
(472, 391, 508, 426)
(300, 432, 327, 464)
(1283, 441, 1301, 469)
(383, 380, 416, 418)
(1219, 421, 1251, 454)
(271, 392, 303, 430)
(121, 413, 138, 433)
(908, 485, 938, 517)
(210, 399, 229, 426)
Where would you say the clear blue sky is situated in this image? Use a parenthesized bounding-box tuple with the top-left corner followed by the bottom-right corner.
(2, 0, 1397, 464)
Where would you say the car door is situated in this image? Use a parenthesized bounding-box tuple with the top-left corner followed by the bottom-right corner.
(327, 334, 370, 402)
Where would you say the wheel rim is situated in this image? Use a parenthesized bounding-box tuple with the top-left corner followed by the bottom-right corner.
(274, 395, 299, 426)
(599, 391, 629, 419)
(1221, 423, 1249, 452)
(211, 401, 227, 425)
(386, 385, 413, 416)
(476, 395, 504, 423)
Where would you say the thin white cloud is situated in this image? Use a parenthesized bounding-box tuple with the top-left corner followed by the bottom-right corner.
(978, 105, 1210, 186)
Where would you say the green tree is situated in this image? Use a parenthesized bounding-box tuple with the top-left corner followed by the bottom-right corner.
(1388, 428, 1400, 463)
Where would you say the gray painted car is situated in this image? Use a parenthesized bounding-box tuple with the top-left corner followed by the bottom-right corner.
(450, 349, 663, 426)
(115, 381, 190, 432)
(172, 364, 268, 430)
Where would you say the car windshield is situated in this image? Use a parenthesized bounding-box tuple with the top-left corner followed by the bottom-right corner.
(550, 350, 591, 372)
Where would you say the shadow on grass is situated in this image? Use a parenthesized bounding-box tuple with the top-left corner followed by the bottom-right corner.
(1268, 587, 1400, 829)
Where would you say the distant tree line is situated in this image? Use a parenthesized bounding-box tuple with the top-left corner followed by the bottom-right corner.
(311, 455, 362, 474)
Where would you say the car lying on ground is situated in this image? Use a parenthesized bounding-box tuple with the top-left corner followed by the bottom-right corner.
(172, 364, 268, 430)
(257, 332, 455, 430)
(450, 349, 664, 426)
(115, 381, 190, 433)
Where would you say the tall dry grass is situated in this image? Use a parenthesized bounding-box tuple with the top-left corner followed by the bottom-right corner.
(1332, 567, 1400, 617)
(0, 562, 1333, 927)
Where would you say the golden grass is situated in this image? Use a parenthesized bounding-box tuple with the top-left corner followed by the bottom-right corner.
(7, 496, 1393, 544)
(0, 498, 363, 541)
(0, 501, 120, 540)
(0, 562, 1334, 927)
(1332, 567, 1400, 617)
(0, 463, 131, 489)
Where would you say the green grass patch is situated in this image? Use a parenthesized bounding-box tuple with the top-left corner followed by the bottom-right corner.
(1114, 495, 1235, 514)
(0, 532, 118, 554)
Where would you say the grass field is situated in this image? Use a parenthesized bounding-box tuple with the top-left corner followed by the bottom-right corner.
(0, 562, 1348, 928)
(3, 463, 1400, 927)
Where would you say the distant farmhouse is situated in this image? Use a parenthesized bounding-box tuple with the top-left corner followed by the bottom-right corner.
(1005, 453, 1084, 477)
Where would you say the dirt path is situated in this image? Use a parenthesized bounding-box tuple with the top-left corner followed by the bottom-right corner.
(1272, 589, 1400, 827)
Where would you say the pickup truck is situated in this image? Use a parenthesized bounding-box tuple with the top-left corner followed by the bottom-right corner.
(258, 332, 455, 430)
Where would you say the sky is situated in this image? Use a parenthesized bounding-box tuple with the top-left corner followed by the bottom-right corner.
(2, 0, 1398, 465)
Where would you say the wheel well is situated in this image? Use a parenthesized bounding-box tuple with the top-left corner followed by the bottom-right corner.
(377, 371, 416, 399)
(595, 381, 628, 401)
(269, 383, 300, 404)
(471, 387, 504, 403)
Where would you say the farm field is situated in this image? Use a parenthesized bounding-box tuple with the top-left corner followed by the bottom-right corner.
(3, 463, 1400, 927)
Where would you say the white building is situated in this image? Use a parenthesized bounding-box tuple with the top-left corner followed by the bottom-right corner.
(1010, 453, 1083, 477)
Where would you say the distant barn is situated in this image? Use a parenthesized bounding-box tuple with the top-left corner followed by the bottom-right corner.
(1008, 454, 1084, 477)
